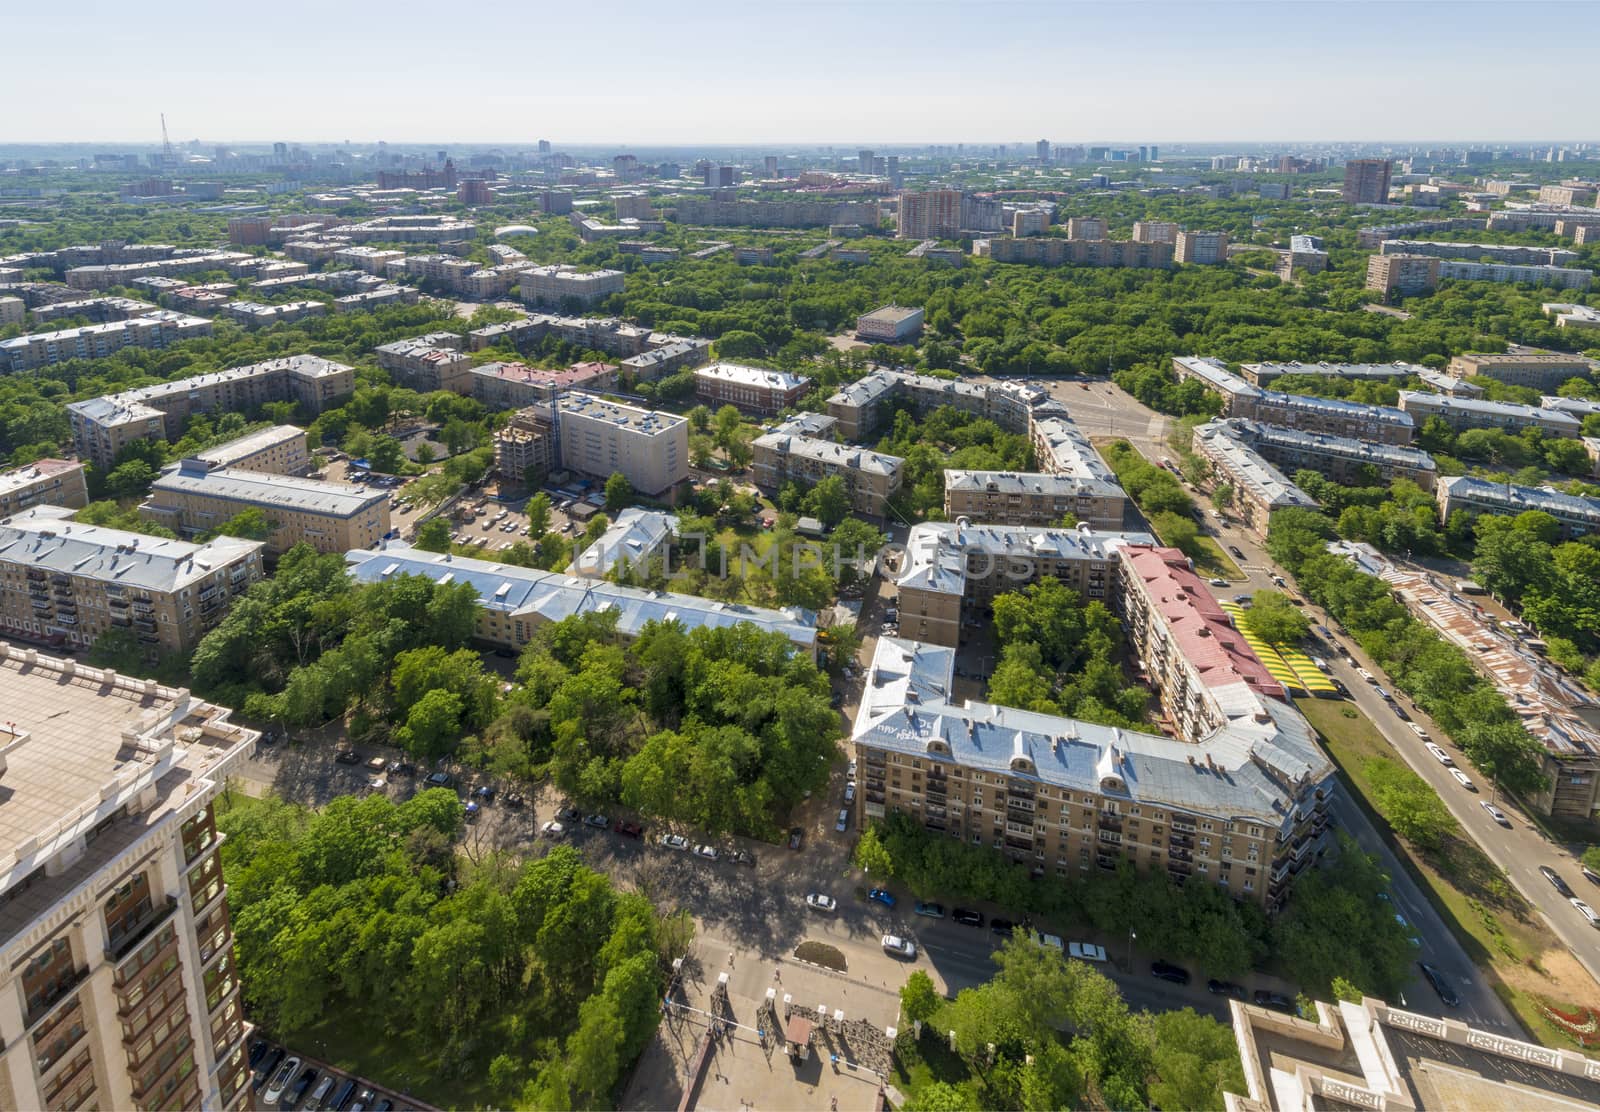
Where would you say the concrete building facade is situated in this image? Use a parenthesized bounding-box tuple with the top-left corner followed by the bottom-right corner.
(0, 459, 89, 519)
(752, 415, 903, 519)
(693, 363, 812, 416)
(1448, 351, 1599, 391)
(1190, 422, 1320, 538)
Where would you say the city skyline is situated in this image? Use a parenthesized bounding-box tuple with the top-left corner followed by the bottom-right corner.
(6, 0, 1598, 145)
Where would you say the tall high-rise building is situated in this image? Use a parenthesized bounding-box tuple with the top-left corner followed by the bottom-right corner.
(858, 149, 874, 174)
(886, 155, 900, 186)
(0, 644, 260, 1112)
(898, 189, 963, 240)
(1035, 139, 1051, 163)
(1342, 158, 1393, 204)
(538, 139, 551, 153)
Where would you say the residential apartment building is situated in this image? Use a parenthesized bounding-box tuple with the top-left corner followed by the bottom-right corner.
(1012, 210, 1050, 237)
(1174, 230, 1230, 265)
(345, 543, 817, 658)
(1539, 182, 1598, 206)
(1190, 422, 1320, 538)
(140, 460, 390, 556)
(1365, 253, 1441, 297)
(569, 508, 676, 579)
(64, 253, 251, 291)
(0, 459, 89, 518)
(1397, 391, 1582, 438)
(1416, 368, 1484, 397)
(825, 370, 1050, 442)
(517, 265, 626, 310)
(1065, 217, 1106, 240)
(0, 295, 22, 326)
(693, 363, 813, 416)
(333, 246, 406, 275)
(856, 305, 925, 344)
(469, 361, 615, 410)
(1215, 419, 1437, 490)
(943, 470, 1124, 530)
(496, 393, 688, 498)
(752, 415, 903, 519)
(975, 237, 1176, 269)
(0, 505, 263, 656)
(1380, 239, 1580, 266)
(1447, 351, 1599, 391)
(1435, 474, 1600, 538)
(1238, 360, 1426, 387)
(325, 215, 476, 243)
(0, 311, 213, 373)
(855, 542, 1334, 910)
(672, 199, 880, 229)
(375, 334, 472, 393)
(1172, 357, 1415, 444)
(893, 522, 1151, 647)
(492, 407, 553, 485)
(1437, 259, 1592, 290)
(1131, 221, 1181, 244)
(621, 338, 712, 381)
(191, 425, 309, 475)
(222, 300, 326, 330)
(0, 646, 259, 1112)
(898, 190, 963, 240)
(67, 356, 355, 469)
(1341, 158, 1392, 204)
(1545, 302, 1600, 331)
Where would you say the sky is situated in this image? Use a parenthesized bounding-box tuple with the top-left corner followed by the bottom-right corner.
(6, 0, 1597, 146)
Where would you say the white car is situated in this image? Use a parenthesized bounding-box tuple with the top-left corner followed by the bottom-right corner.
(263, 1057, 302, 1105)
(1449, 768, 1476, 791)
(882, 934, 917, 959)
(835, 808, 851, 832)
(1572, 897, 1600, 927)
(1408, 723, 1431, 740)
(1481, 801, 1512, 828)
(806, 893, 838, 913)
(540, 820, 566, 838)
(1069, 941, 1108, 963)
(1424, 742, 1454, 766)
(693, 843, 720, 861)
(1030, 930, 1064, 951)
(1357, 667, 1376, 683)
(844, 783, 856, 803)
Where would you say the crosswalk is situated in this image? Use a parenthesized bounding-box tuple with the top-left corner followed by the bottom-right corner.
(1219, 601, 1337, 695)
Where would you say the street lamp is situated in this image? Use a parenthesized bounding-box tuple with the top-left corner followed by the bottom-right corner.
(1127, 929, 1137, 971)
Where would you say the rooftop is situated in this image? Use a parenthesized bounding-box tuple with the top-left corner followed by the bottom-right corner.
(1398, 391, 1583, 429)
(151, 460, 386, 518)
(470, 361, 613, 390)
(1193, 423, 1322, 511)
(695, 362, 812, 392)
(570, 508, 677, 577)
(1439, 474, 1600, 525)
(554, 391, 686, 435)
(0, 458, 82, 496)
(944, 468, 1119, 499)
(0, 505, 260, 590)
(858, 305, 924, 323)
(1030, 415, 1120, 482)
(754, 429, 903, 476)
(1222, 419, 1437, 470)
(1242, 360, 1428, 380)
(193, 425, 305, 468)
(896, 521, 1152, 597)
(68, 355, 352, 428)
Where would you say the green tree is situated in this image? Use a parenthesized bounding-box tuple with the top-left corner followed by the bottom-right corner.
(900, 970, 943, 1025)
(802, 474, 851, 528)
(414, 516, 452, 552)
(604, 472, 634, 512)
(1365, 758, 1456, 850)
(1243, 591, 1310, 645)
(526, 492, 552, 536)
(1149, 1008, 1248, 1112)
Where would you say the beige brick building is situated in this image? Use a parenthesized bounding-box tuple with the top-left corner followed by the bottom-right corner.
(492, 393, 688, 497)
(0, 459, 89, 519)
(752, 415, 903, 519)
(0, 505, 263, 657)
(140, 461, 391, 556)
(0, 646, 259, 1112)
(944, 471, 1124, 530)
(1190, 423, 1320, 539)
(694, 363, 812, 416)
(1447, 351, 1600, 391)
(192, 426, 310, 476)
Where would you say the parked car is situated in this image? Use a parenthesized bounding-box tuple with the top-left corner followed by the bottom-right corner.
(503, 792, 526, 809)
(255, 1048, 286, 1092)
(1423, 742, 1454, 766)
(348, 1089, 377, 1112)
(1372, 686, 1391, 701)
(914, 901, 946, 919)
(613, 819, 643, 838)
(1449, 768, 1476, 791)
(692, 844, 721, 861)
(1356, 667, 1376, 683)
(1584, 863, 1600, 887)
(1253, 990, 1295, 1013)
(952, 907, 984, 928)
(328, 1079, 358, 1111)
(263, 1057, 302, 1105)
(1207, 978, 1247, 1000)
(584, 813, 609, 828)
(1542, 866, 1575, 898)
(1418, 961, 1460, 1007)
(334, 749, 361, 765)
(1069, 941, 1108, 963)
(387, 759, 416, 776)
(1408, 723, 1430, 740)
(425, 770, 453, 788)
(806, 893, 838, 913)
(1572, 898, 1600, 927)
(788, 827, 804, 851)
(1030, 930, 1064, 951)
(1481, 801, 1512, 828)
(303, 1075, 337, 1112)
(249, 1040, 270, 1069)
(539, 820, 566, 838)
(989, 917, 1016, 936)
(732, 849, 756, 867)
(659, 833, 690, 851)
(1208, 577, 1230, 587)
(868, 887, 897, 908)
(835, 808, 850, 832)
(287, 1066, 319, 1107)
(1150, 960, 1191, 985)
(558, 806, 583, 823)
(882, 934, 917, 959)
(1390, 702, 1410, 720)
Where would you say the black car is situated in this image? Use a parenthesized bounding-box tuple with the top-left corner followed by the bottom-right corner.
(249, 1039, 270, 1068)
(288, 1066, 319, 1107)
(503, 792, 526, 809)
(333, 749, 361, 765)
(1418, 961, 1460, 1007)
(952, 907, 984, 927)
(789, 826, 804, 850)
(1541, 865, 1575, 898)
(1207, 978, 1247, 1000)
(387, 759, 416, 777)
(989, 917, 1016, 936)
(425, 770, 452, 788)
(1150, 960, 1190, 985)
(1390, 702, 1411, 721)
(558, 806, 583, 823)
(1228, 545, 1245, 559)
(330, 1079, 359, 1111)
(254, 1048, 285, 1091)
(473, 785, 496, 803)
(1253, 989, 1295, 1013)
(732, 849, 756, 867)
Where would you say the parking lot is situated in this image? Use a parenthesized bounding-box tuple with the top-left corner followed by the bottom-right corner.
(250, 1036, 418, 1112)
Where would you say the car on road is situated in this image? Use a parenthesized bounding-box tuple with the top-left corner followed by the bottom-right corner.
(1408, 723, 1431, 740)
(613, 819, 643, 838)
(1572, 898, 1600, 927)
(1228, 545, 1245, 559)
(1253, 990, 1296, 1013)
(263, 1057, 301, 1105)
(1542, 866, 1575, 897)
(1390, 701, 1410, 720)
(334, 749, 361, 765)
(788, 827, 804, 850)
(1372, 686, 1392, 701)
(1271, 574, 1287, 588)
(913, 901, 946, 918)
(692, 844, 720, 861)
(868, 887, 897, 908)
(1418, 961, 1460, 1007)
(882, 934, 917, 959)
(835, 808, 850, 832)
(1423, 742, 1453, 766)
(806, 893, 838, 913)
(1207, 978, 1247, 1000)
(1069, 941, 1108, 962)
(539, 820, 565, 838)
(1208, 577, 1230, 587)
(1585, 864, 1600, 887)
(1233, 594, 1253, 606)
(989, 917, 1016, 936)
(1356, 667, 1376, 683)
(1394, 912, 1421, 948)
(659, 833, 690, 851)
(952, 908, 984, 927)
(1481, 801, 1512, 828)
(1150, 960, 1191, 985)
(584, 813, 609, 828)
(1449, 768, 1476, 791)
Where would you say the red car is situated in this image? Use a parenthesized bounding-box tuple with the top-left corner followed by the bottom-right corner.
(613, 820, 644, 839)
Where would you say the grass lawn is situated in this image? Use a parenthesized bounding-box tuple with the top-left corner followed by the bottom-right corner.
(1297, 698, 1600, 1054)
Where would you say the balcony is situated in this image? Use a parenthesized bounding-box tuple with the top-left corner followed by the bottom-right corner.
(1004, 822, 1034, 839)
(1097, 813, 1122, 833)
(1170, 831, 1193, 849)
(106, 896, 178, 964)
(1168, 846, 1192, 863)
(24, 968, 87, 1031)
(1006, 795, 1035, 813)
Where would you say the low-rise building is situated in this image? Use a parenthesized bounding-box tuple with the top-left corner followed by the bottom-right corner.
(976, 237, 1175, 269)
(469, 360, 616, 410)
(943, 470, 1124, 530)
(752, 415, 903, 519)
(1447, 351, 1599, 390)
(63, 252, 251, 290)
(0, 458, 89, 518)
(1191, 422, 1320, 537)
(346, 542, 817, 658)
(0, 504, 263, 656)
(1435, 474, 1600, 539)
(375, 334, 472, 393)
(1544, 301, 1600, 330)
(693, 363, 812, 415)
(1438, 259, 1593, 290)
(569, 507, 676, 579)
(140, 459, 390, 555)
(518, 264, 625, 309)
(0, 310, 212, 373)
(1216, 419, 1437, 489)
(1380, 238, 1581, 266)
(621, 338, 712, 380)
(826, 369, 1026, 440)
(1397, 391, 1582, 438)
(1416, 368, 1483, 396)
(192, 424, 309, 475)
(222, 299, 326, 329)
(1239, 360, 1427, 387)
(1173, 357, 1415, 444)
(855, 305, 925, 344)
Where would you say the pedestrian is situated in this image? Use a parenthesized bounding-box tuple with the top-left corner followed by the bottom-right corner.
(774, 967, 781, 983)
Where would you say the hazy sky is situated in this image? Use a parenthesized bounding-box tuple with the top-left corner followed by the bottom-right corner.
(7, 0, 1596, 145)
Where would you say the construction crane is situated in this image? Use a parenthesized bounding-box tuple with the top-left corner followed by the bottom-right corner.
(160, 113, 175, 166)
